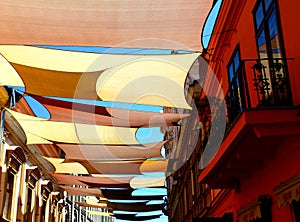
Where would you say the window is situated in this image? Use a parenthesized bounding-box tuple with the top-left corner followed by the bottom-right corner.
(253, 0, 283, 59)
(226, 46, 245, 123)
(253, 0, 291, 106)
(25, 187, 33, 221)
(3, 172, 14, 220)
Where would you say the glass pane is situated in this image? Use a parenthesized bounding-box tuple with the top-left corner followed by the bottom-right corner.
(268, 10, 281, 57)
(255, 1, 264, 29)
(234, 50, 240, 72)
(264, 0, 273, 10)
(228, 63, 234, 82)
(257, 30, 267, 58)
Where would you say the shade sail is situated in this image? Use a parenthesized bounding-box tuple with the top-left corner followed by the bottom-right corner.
(140, 159, 168, 173)
(51, 173, 132, 188)
(0, 1, 213, 51)
(88, 211, 112, 217)
(0, 86, 9, 106)
(76, 201, 108, 209)
(101, 189, 165, 201)
(7, 109, 139, 145)
(0, 54, 24, 87)
(130, 176, 166, 188)
(0, 45, 199, 108)
(50, 173, 88, 187)
(80, 160, 143, 175)
(96, 56, 199, 109)
(33, 96, 188, 127)
(114, 214, 162, 221)
(57, 141, 166, 161)
(60, 186, 103, 197)
(107, 202, 164, 212)
(44, 157, 89, 174)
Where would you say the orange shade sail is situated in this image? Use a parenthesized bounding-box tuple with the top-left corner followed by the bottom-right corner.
(0, 1, 213, 51)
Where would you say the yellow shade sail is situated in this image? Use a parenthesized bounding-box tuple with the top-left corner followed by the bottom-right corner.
(44, 157, 89, 174)
(0, 45, 199, 108)
(0, 53, 24, 87)
(87, 211, 112, 217)
(130, 176, 166, 188)
(140, 159, 168, 173)
(6, 109, 139, 145)
(96, 54, 200, 109)
(0, 86, 9, 106)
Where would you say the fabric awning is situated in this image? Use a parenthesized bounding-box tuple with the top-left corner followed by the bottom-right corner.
(50, 173, 132, 188)
(7, 109, 139, 145)
(75, 201, 108, 209)
(57, 141, 165, 161)
(0, 54, 24, 87)
(0, 1, 213, 51)
(44, 157, 89, 175)
(87, 210, 112, 217)
(130, 176, 166, 188)
(60, 185, 103, 197)
(274, 173, 300, 207)
(0, 86, 9, 106)
(1, 45, 199, 109)
(140, 159, 168, 173)
(35, 97, 188, 127)
(80, 160, 143, 175)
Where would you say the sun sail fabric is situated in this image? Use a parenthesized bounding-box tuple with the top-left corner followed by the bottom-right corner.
(56, 141, 166, 161)
(0, 45, 199, 109)
(30, 96, 189, 127)
(0, 0, 213, 51)
(6, 109, 139, 145)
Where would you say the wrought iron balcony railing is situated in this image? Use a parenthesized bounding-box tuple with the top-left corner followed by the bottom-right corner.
(225, 57, 293, 124)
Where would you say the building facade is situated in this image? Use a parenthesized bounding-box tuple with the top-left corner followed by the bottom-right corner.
(167, 0, 300, 221)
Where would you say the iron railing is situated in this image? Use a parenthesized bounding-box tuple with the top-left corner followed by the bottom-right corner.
(225, 57, 293, 124)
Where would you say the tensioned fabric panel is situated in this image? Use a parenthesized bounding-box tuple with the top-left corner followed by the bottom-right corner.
(0, 1, 213, 50)
(34, 96, 188, 127)
(130, 176, 166, 188)
(7, 109, 139, 145)
(0, 54, 24, 87)
(139, 159, 168, 173)
(51, 173, 133, 187)
(59, 185, 103, 197)
(76, 201, 107, 209)
(56, 141, 166, 161)
(44, 157, 89, 174)
(80, 160, 144, 175)
(45, 157, 144, 175)
(0, 45, 199, 108)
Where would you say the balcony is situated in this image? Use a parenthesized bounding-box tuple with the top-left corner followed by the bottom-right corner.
(225, 57, 293, 125)
(197, 57, 300, 190)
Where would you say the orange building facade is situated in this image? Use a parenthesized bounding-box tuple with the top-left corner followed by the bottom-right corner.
(167, 0, 300, 221)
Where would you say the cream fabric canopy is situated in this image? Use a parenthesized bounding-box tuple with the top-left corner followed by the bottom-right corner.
(0, 1, 213, 51)
(0, 45, 200, 109)
(6, 109, 139, 145)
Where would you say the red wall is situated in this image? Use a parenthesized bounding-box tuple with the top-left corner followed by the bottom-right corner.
(203, 0, 300, 220)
